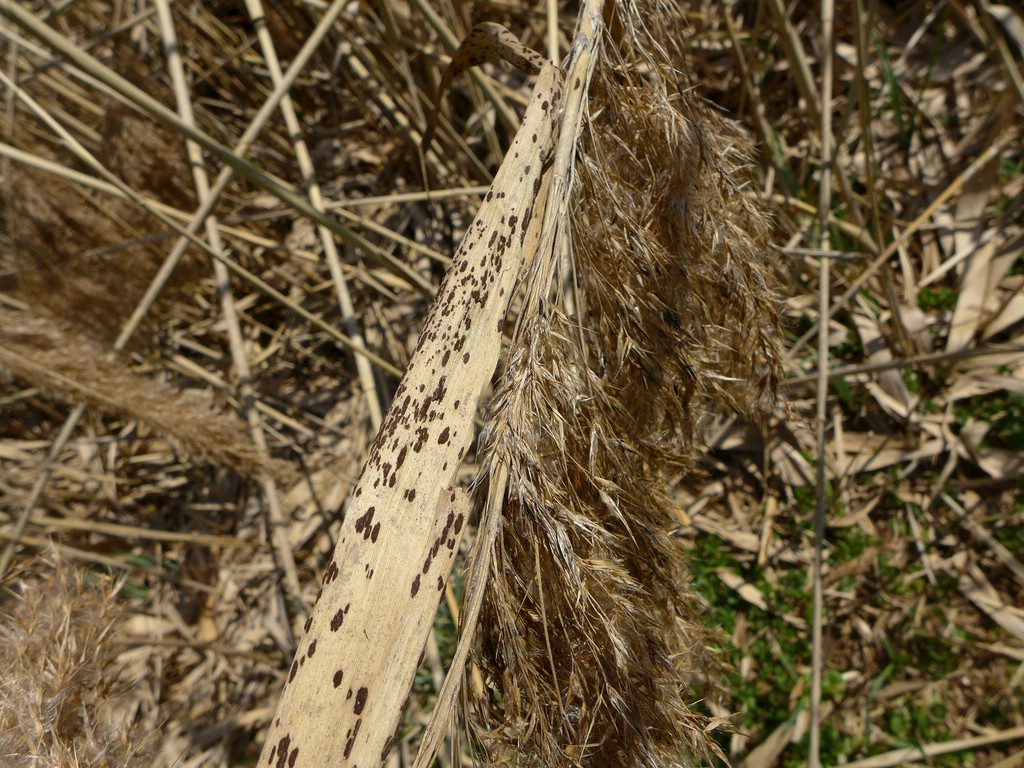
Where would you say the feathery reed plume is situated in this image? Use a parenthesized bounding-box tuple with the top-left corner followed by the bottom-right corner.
(576, 3, 782, 444)
(0, 308, 293, 483)
(471, 1, 782, 764)
(0, 553, 152, 768)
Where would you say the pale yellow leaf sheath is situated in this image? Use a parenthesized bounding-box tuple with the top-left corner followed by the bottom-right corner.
(257, 57, 563, 768)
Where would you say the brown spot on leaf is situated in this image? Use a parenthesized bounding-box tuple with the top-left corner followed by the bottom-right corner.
(343, 718, 363, 758)
(272, 735, 290, 768)
(354, 686, 368, 714)
(354, 506, 375, 535)
(330, 605, 349, 632)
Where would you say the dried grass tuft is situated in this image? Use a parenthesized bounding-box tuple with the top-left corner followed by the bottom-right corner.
(0, 553, 151, 768)
(0, 307, 292, 483)
(471, 1, 782, 765)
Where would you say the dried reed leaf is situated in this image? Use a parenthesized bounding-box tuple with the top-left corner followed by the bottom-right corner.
(257, 50, 564, 766)
(988, 4, 1024, 58)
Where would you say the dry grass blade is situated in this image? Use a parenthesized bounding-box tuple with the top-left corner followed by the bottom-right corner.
(154, 0, 304, 608)
(810, 0, 836, 764)
(838, 726, 1024, 768)
(422, 22, 546, 156)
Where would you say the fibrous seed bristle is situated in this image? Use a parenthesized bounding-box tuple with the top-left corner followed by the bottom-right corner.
(471, 0, 782, 764)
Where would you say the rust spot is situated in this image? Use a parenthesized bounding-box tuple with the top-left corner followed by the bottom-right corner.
(288, 747, 298, 768)
(438, 427, 450, 444)
(288, 660, 298, 683)
(343, 718, 363, 758)
(371, 522, 380, 543)
(330, 605, 348, 632)
(382, 735, 395, 761)
(307, 640, 316, 657)
(272, 735, 290, 768)
(411, 575, 421, 597)
(333, 669, 344, 688)
(324, 560, 339, 584)
(354, 686, 368, 714)
(354, 507, 375, 535)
